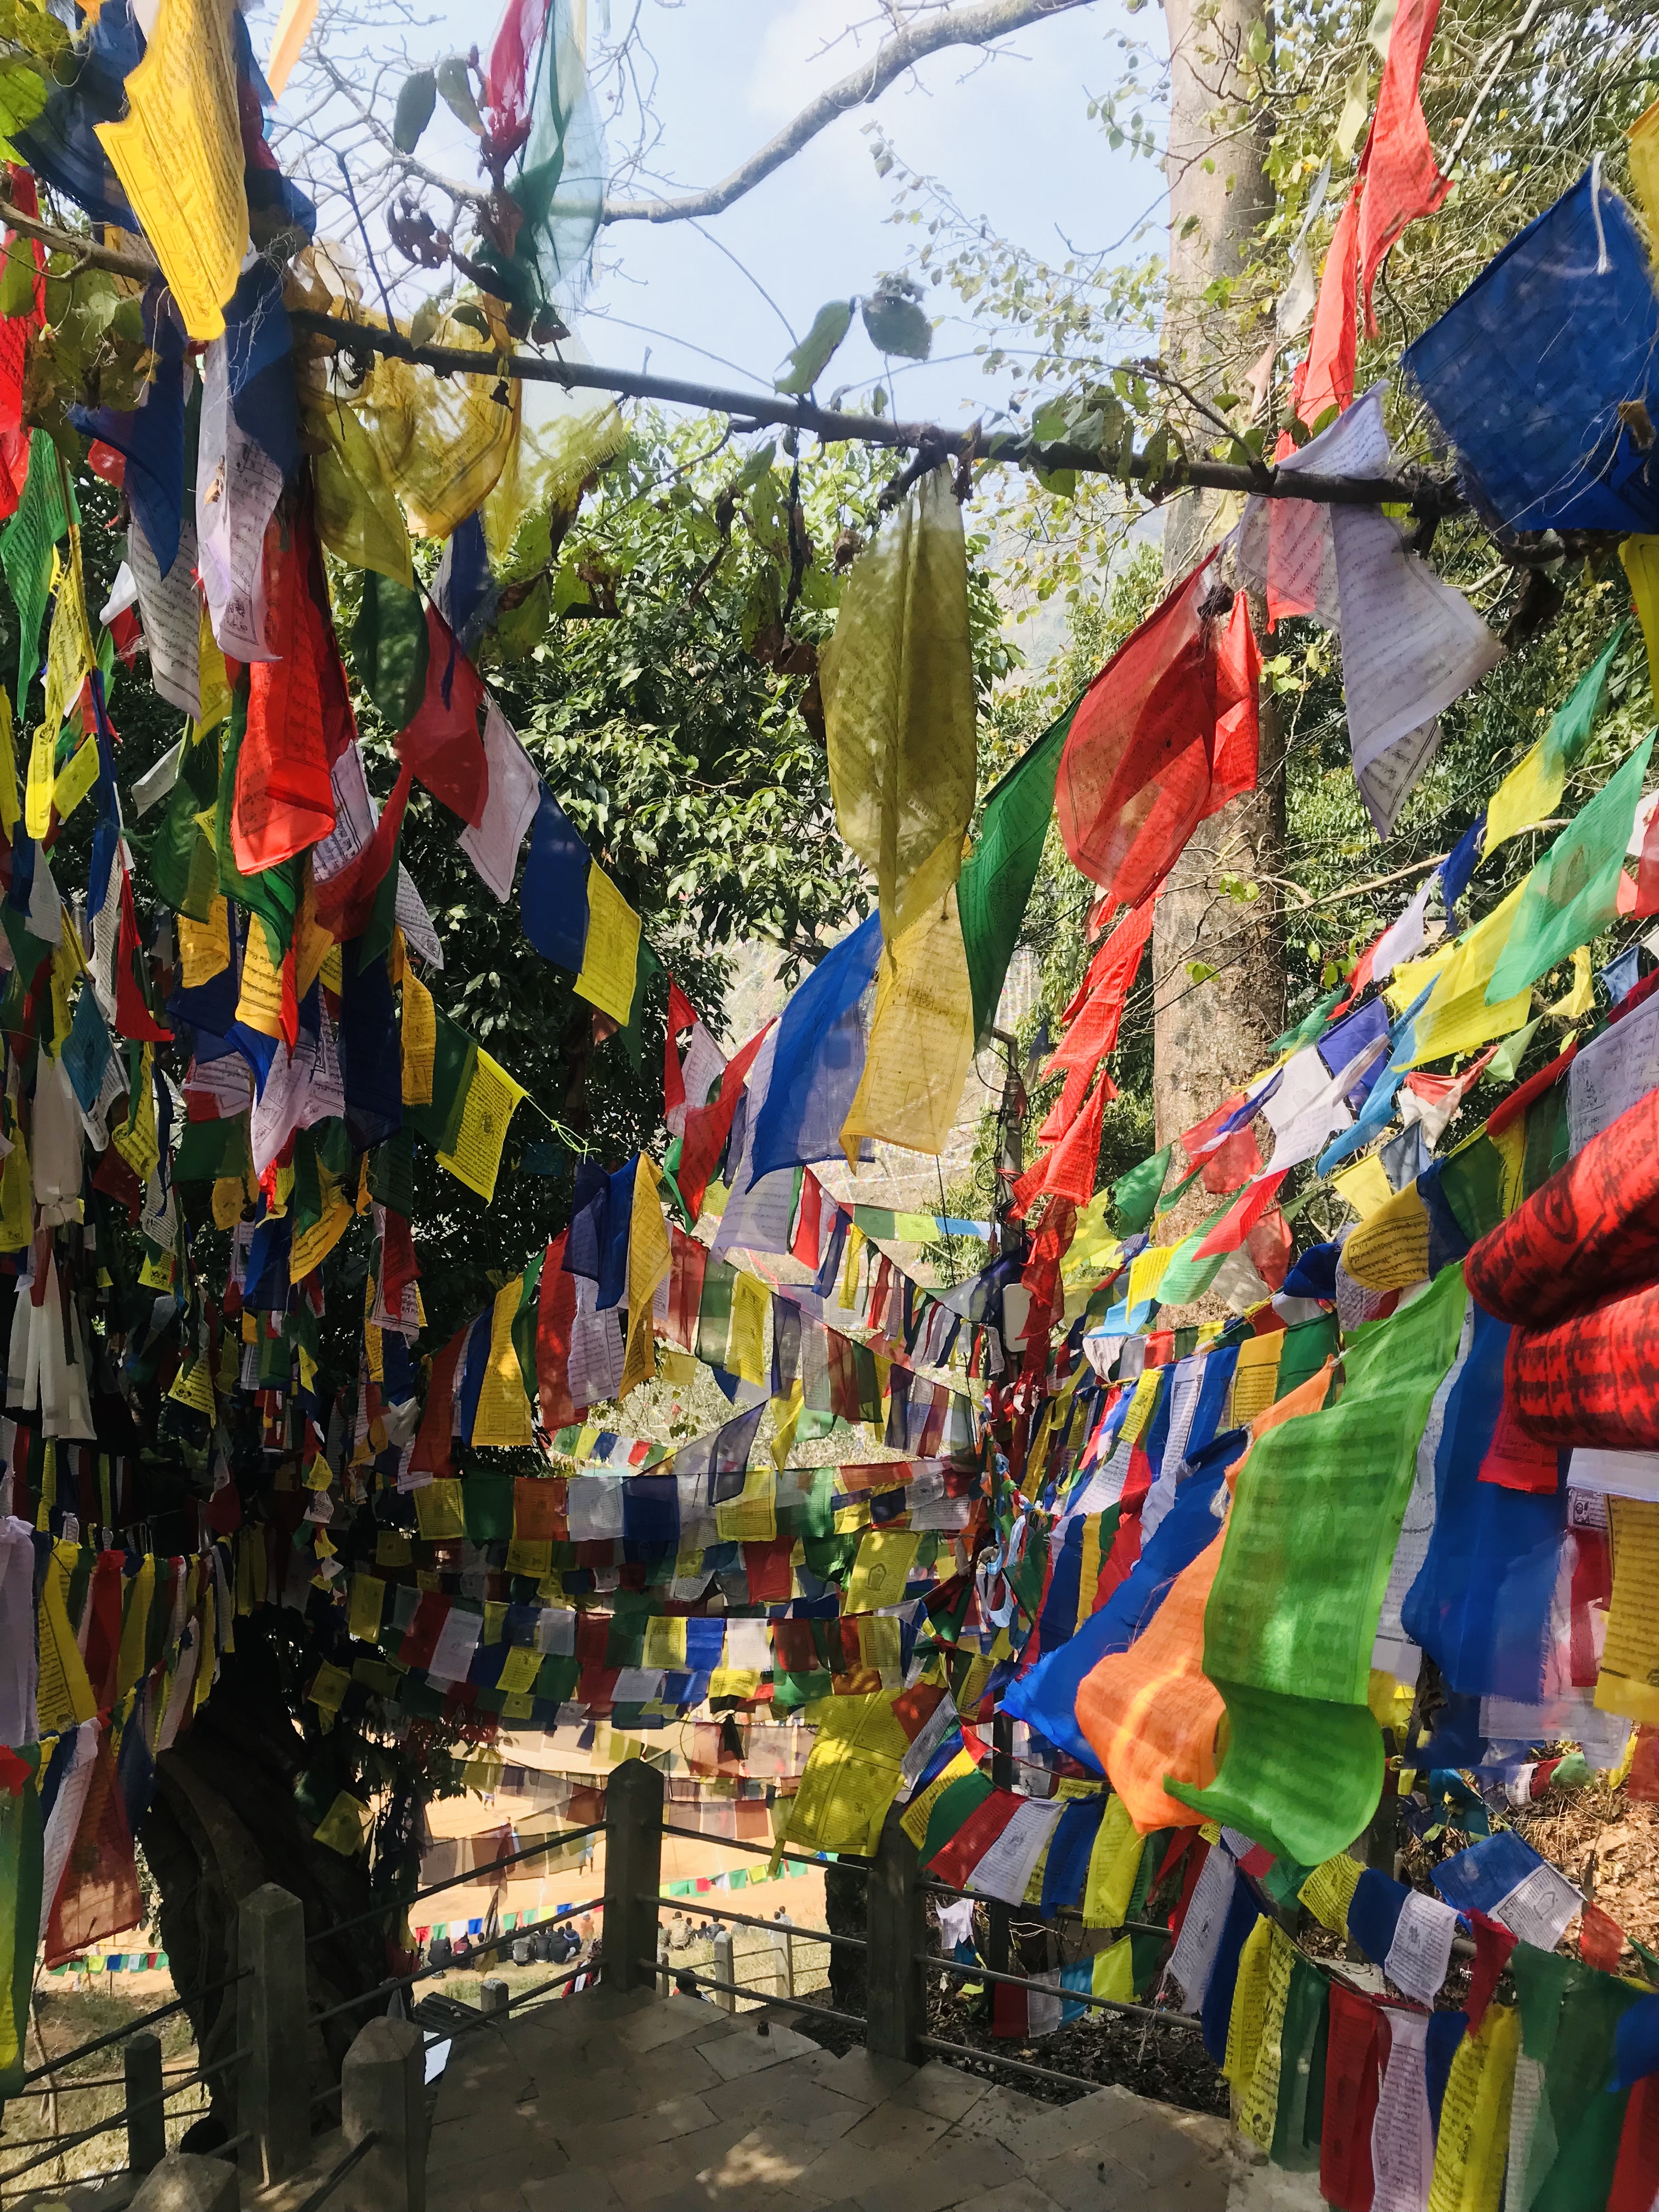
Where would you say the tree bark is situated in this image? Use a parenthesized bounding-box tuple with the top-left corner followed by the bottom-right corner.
(140, 1616, 388, 2133)
(1153, 0, 1285, 1166)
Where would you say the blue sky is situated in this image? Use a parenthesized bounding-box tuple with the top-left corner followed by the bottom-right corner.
(269, 0, 1158, 429)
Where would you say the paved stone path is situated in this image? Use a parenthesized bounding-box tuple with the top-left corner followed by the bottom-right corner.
(421, 1982, 1323, 2212)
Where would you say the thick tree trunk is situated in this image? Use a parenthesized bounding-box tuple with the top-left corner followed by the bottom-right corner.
(140, 1615, 388, 2134)
(1153, 0, 1285, 1163)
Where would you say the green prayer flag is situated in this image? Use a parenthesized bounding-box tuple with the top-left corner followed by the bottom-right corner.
(1, 432, 71, 706)
(1486, 737, 1655, 1003)
(1151, 1205, 1232, 1308)
(696, 1260, 736, 1372)
(1542, 620, 1626, 778)
(1483, 1015, 1541, 1086)
(1269, 1955, 1329, 2172)
(1513, 1948, 1641, 2212)
(958, 708, 1071, 1041)
(463, 1471, 515, 1544)
(920, 1770, 991, 1865)
(173, 1113, 251, 1186)
(407, 1010, 478, 1155)
(1170, 1263, 1468, 1864)
(1113, 1143, 1173, 1235)
(614, 939, 664, 1071)
(1155, 1160, 1204, 1218)
(1273, 985, 1345, 1056)
(351, 570, 429, 729)
(0, 1746, 41, 2094)
(510, 1249, 546, 1403)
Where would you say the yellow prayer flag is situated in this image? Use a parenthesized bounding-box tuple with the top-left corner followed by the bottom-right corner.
(37, 1543, 98, 1735)
(1224, 1912, 1276, 2097)
(642, 1614, 689, 1671)
(840, 892, 977, 1160)
(179, 900, 230, 989)
(1483, 738, 1562, 853)
(496, 1644, 543, 1695)
(901, 1747, 977, 1849)
(96, 0, 249, 341)
(197, 605, 231, 732)
(725, 1268, 769, 1389)
(413, 1478, 466, 1542)
(620, 1154, 671, 1400)
(1632, 95, 1659, 241)
(437, 1048, 528, 1205)
(1408, 881, 1532, 1068)
(1623, 536, 1659, 710)
(1332, 1153, 1393, 1222)
(51, 735, 100, 827)
(713, 1465, 777, 1545)
(1343, 1178, 1432, 1291)
(1299, 1851, 1364, 1937)
(401, 964, 436, 1106)
(471, 1276, 534, 1448)
(1228, 1331, 1283, 1426)
(348, 1573, 385, 1643)
(819, 466, 977, 944)
(843, 1530, 921, 1613)
(116, 1556, 154, 1701)
(41, 524, 93, 759)
(236, 922, 285, 1040)
(1127, 1242, 1176, 1314)
(1081, 1793, 1144, 1930)
(0, 690, 18, 836)
(1594, 1494, 1659, 1726)
(1544, 945, 1594, 1019)
(1427, 2005, 1519, 2212)
(312, 1790, 372, 1855)
(574, 862, 641, 1028)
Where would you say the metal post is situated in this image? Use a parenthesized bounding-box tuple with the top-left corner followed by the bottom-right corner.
(656, 1931, 670, 1994)
(123, 2031, 165, 2174)
(600, 1756, 664, 1995)
(865, 1807, 926, 2064)
(712, 1928, 737, 2013)
(237, 1882, 309, 2186)
(778, 1928, 794, 2001)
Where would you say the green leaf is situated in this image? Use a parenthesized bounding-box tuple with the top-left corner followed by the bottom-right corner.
(436, 55, 481, 134)
(861, 289, 932, 361)
(774, 301, 854, 395)
(729, 441, 777, 494)
(0, 59, 46, 152)
(0, 240, 32, 320)
(393, 67, 437, 154)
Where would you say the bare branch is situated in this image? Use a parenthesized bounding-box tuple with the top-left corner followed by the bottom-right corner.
(599, 0, 1103, 225)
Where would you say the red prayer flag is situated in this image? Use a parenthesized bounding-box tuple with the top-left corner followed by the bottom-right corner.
(314, 761, 415, 943)
(115, 866, 171, 1044)
(1464, 1909, 1517, 2033)
(395, 603, 489, 828)
(1036, 1071, 1111, 1207)
(1356, 0, 1449, 337)
(1580, 1899, 1626, 1973)
(1612, 2074, 1659, 2212)
(663, 977, 697, 1122)
(535, 1230, 577, 1430)
(1297, 189, 1361, 430)
(1056, 562, 1260, 915)
(481, 0, 551, 162)
(1320, 1982, 1385, 2211)
(234, 503, 342, 872)
(410, 1325, 467, 1479)
(926, 1787, 1022, 1889)
(676, 1022, 774, 1217)
(0, 168, 44, 521)
(1044, 893, 1156, 1123)
(1194, 1171, 1288, 1260)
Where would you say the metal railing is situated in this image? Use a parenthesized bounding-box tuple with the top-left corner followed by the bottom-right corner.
(3, 1751, 1232, 2197)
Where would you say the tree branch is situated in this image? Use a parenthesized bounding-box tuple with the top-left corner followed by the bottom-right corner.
(287, 305, 1464, 515)
(599, 0, 1103, 225)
